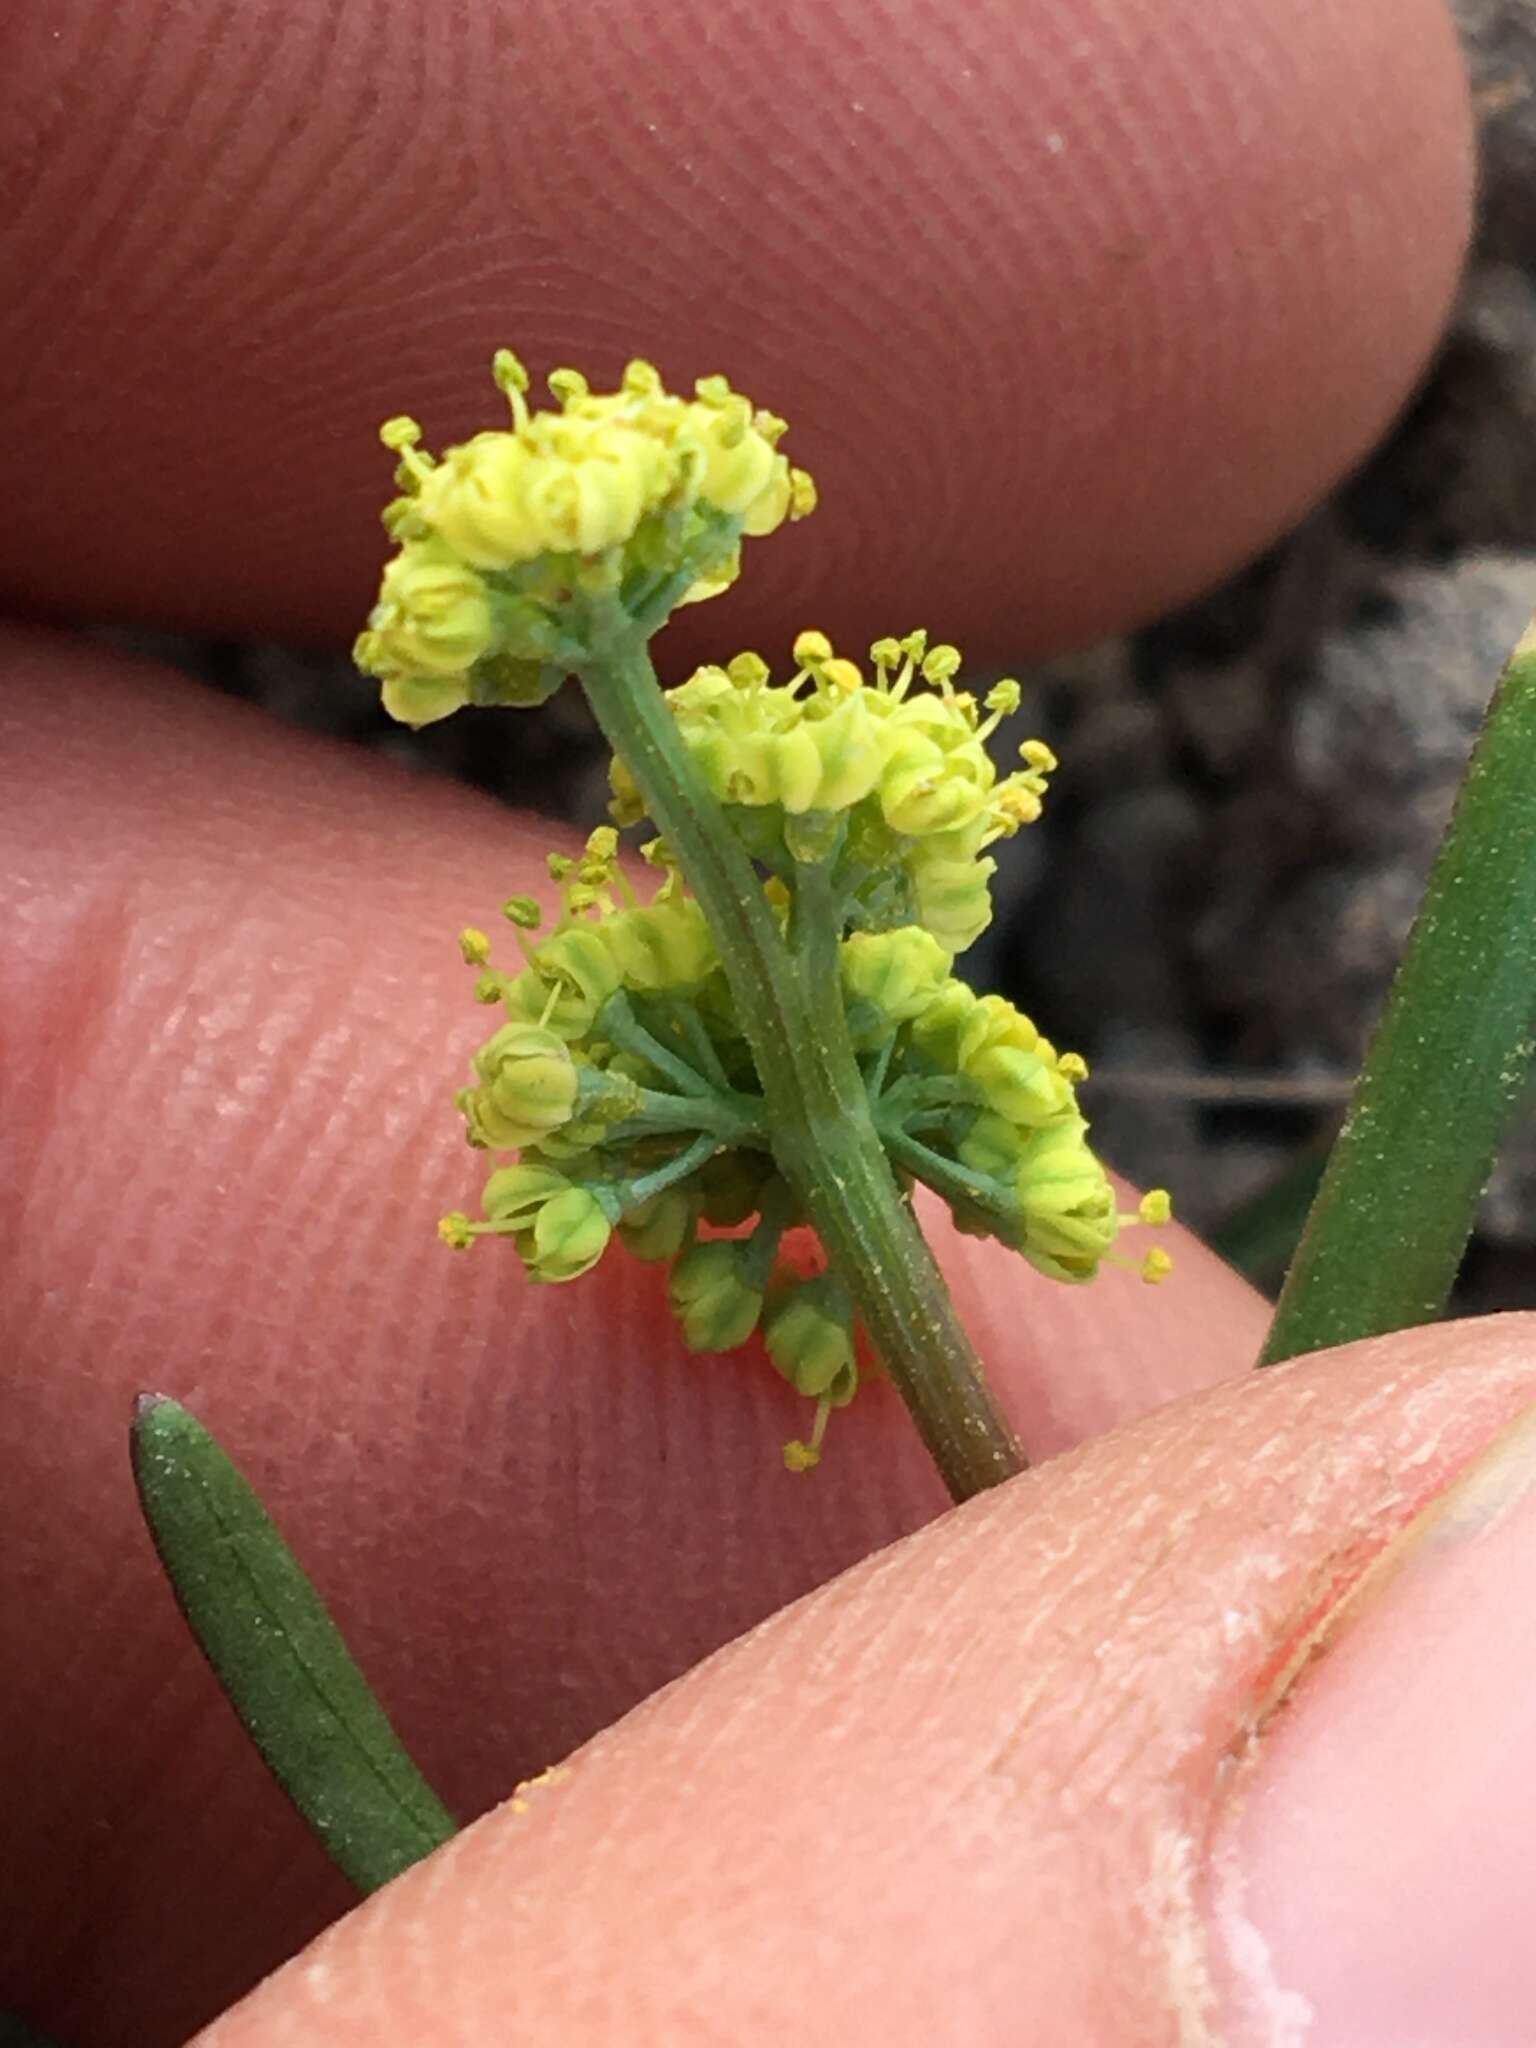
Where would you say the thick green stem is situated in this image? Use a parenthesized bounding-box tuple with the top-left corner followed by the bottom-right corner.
(577, 616, 1024, 1499)
(1262, 617, 1536, 1365)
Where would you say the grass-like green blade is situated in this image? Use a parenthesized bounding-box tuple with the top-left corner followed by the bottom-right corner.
(1262, 617, 1536, 1365)
(131, 1395, 456, 1892)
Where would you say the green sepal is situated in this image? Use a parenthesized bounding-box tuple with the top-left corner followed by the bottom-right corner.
(130, 1396, 456, 1894)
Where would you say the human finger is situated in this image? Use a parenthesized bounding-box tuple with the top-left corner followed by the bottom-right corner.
(198, 1314, 1536, 2047)
(1, 628, 1265, 2045)
(3, 630, 1261, 2039)
(1, 0, 1472, 655)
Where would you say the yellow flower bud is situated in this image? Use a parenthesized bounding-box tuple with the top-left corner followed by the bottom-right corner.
(459, 927, 493, 966)
(799, 693, 885, 811)
(738, 454, 795, 537)
(377, 670, 474, 729)
(906, 976, 981, 1067)
(840, 928, 952, 1045)
(527, 1185, 613, 1282)
(1015, 1119, 1119, 1281)
(793, 630, 834, 668)
(416, 433, 543, 568)
(603, 896, 717, 991)
(683, 395, 781, 516)
(668, 1241, 764, 1351)
(763, 725, 826, 813)
(908, 843, 996, 955)
(520, 417, 672, 555)
(956, 993, 1040, 1064)
(481, 1162, 572, 1226)
(461, 1022, 579, 1150)
(438, 1211, 476, 1249)
(363, 537, 495, 682)
(762, 1277, 858, 1401)
(965, 1043, 1074, 1128)
(1138, 1188, 1173, 1226)
(878, 733, 986, 836)
(513, 927, 624, 1036)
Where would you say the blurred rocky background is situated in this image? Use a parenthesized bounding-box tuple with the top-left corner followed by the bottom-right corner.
(101, 1, 1536, 1305)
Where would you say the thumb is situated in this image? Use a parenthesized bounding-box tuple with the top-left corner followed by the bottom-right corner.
(199, 1314, 1536, 2046)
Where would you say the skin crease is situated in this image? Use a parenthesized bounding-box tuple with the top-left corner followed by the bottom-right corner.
(0, 0, 1474, 2041)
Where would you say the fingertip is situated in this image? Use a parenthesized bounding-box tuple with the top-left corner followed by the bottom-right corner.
(4, 0, 1473, 652)
(199, 1317, 1536, 2048)
(2, 632, 1264, 2043)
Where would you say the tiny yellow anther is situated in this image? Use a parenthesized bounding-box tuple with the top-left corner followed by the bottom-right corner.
(379, 415, 422, 452)
(1141, 1247, 1174, 1284)
(459, 927, 492, 966)
(491, 348, 530, 395)
(1138, 1188, 1173, 1227)
(548, 366, 589, 408)
(727, 651, 771, 689)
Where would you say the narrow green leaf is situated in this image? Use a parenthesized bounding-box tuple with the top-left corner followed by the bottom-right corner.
(130, 1396, 456, 1892)
(1262, 616, 1536, 1364)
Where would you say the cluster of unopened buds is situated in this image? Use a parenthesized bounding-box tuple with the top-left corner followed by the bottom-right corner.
(357, 352, 1171, 1471)
(353, 351, 814, 728)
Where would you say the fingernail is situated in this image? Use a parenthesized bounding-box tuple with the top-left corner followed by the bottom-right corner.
(1211, 1405, 1536, 2046)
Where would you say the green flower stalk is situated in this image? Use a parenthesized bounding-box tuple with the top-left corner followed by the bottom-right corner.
(356, 351, 1171, 1498)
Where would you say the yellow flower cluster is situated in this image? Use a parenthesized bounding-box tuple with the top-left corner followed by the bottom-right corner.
(840, 933, 1172, 1285)
(354, 353, 815, 728)
(440, 822, 1171, 1308)
(611, 630, 1055, 954)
